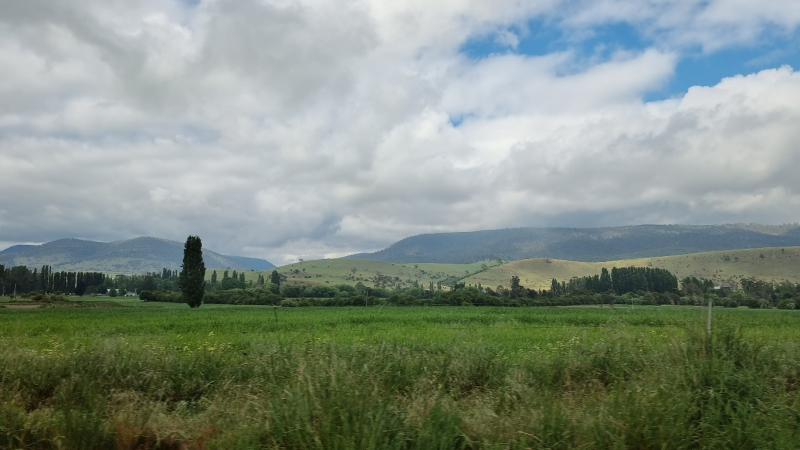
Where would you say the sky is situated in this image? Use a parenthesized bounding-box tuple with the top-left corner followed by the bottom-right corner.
(1, 0, 800, 265)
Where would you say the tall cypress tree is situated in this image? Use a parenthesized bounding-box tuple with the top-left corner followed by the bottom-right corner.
(179, 235, 206, 308)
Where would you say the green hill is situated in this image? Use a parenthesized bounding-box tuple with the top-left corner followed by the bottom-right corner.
(347, 224, 800, 264)
(266, 247, 800, 291)
(464, 247, 800, 290)
(266, 258, 494, 289)
(0, 237, 274, 273)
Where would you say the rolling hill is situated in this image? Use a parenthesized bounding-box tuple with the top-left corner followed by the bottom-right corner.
(263, 259, 493, 289)
(222, 255, 276, 271)
(264, 247, 800, 291)
(0, 237, 275, 273)
(347, 224, 800, 264)
(463, 247, 800, 290)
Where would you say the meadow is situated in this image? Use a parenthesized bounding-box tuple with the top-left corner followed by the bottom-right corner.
(2, 303, 800, 449)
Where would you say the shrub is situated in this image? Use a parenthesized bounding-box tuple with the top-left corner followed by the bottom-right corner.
(138, 290, 182, 303)
(777, 299, 796, 310)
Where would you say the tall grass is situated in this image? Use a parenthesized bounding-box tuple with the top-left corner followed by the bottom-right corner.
(2, 306, 800, 448)
(1, 325, 799, 448)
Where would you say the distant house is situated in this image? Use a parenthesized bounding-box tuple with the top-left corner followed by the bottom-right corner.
(714, 281, 737, 292)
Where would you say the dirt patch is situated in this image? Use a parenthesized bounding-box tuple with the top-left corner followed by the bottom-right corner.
(40, 301, 127, 308)
(2, 301, 127, 309)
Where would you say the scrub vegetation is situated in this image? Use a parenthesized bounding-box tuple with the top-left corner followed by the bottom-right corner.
(2, 305, 800, 449)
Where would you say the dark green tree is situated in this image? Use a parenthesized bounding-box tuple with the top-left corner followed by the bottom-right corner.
(509, 275, 524, 298)
(270, 270, 281, 287)
(600, 267, 612, 292)
(179, 235, 206, 308)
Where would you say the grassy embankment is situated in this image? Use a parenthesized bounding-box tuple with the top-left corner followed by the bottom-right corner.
(2, 304, 800, 449)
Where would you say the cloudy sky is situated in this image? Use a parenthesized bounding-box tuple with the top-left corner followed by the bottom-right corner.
(1, 0, 800, 264)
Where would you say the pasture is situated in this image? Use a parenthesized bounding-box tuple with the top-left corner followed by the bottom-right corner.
(2, 303, 800, 449)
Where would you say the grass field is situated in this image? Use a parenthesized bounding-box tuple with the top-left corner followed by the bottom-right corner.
(2, 302, 800, 449)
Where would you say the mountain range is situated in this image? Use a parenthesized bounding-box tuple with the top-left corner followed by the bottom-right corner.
(0, 237, 275, 273)
(347, 224, 800, 264)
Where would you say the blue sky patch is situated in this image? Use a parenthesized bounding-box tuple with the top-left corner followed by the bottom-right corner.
(460, 19, 800, 103)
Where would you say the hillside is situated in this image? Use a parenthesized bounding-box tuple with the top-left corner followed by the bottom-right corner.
(0, 237, 274, 273)
(265, 247, 799, 291)
(347, 224, 800, 264)
(223, 255, 276, 271)
(464, 247, 800, 290)
(263, 258, 495, 290)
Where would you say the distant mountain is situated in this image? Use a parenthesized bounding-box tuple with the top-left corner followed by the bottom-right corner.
(346, 224, 800, 264)
(0, 244, 36, 255)
(223, 255, 276, 271)
(0, 237, 275, 273)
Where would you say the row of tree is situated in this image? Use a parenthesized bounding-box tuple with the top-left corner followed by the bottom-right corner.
(0, 264, 108, 296)
(551, 267, 678, 296)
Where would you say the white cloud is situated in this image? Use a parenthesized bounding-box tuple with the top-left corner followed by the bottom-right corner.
(557, 0, 800, 51)
(1, 1, 800, 265)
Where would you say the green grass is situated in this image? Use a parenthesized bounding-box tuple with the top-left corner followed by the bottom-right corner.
(2, 305, 800, 449)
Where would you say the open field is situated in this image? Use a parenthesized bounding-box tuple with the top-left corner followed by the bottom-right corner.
(2, 303, 800, 449)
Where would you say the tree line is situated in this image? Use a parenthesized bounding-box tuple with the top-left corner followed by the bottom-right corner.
(0, 264, 107, 296)
(147, 262, 800, 310)
(7, 248, 799, 311)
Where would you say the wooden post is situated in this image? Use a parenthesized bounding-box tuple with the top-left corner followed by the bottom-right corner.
(707, 299, 713, 337)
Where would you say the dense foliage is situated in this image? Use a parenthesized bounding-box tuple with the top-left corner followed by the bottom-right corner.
(178, 235, 205, 308)
(0, 264, 107, 296)
(133, 264, 800, 310)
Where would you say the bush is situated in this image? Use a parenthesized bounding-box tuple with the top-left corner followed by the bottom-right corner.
(742, 296, 769, 309)
(204, 288, 283, 305)
(139, 290, 182, 303)
(280, 284, 306, 298)
(777, 299, 796, 310)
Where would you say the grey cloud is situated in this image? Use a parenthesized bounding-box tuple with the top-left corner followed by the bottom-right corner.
(2, 1, 800, 265)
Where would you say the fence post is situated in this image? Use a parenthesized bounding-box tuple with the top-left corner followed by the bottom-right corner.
(707, 299, 713, 337)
